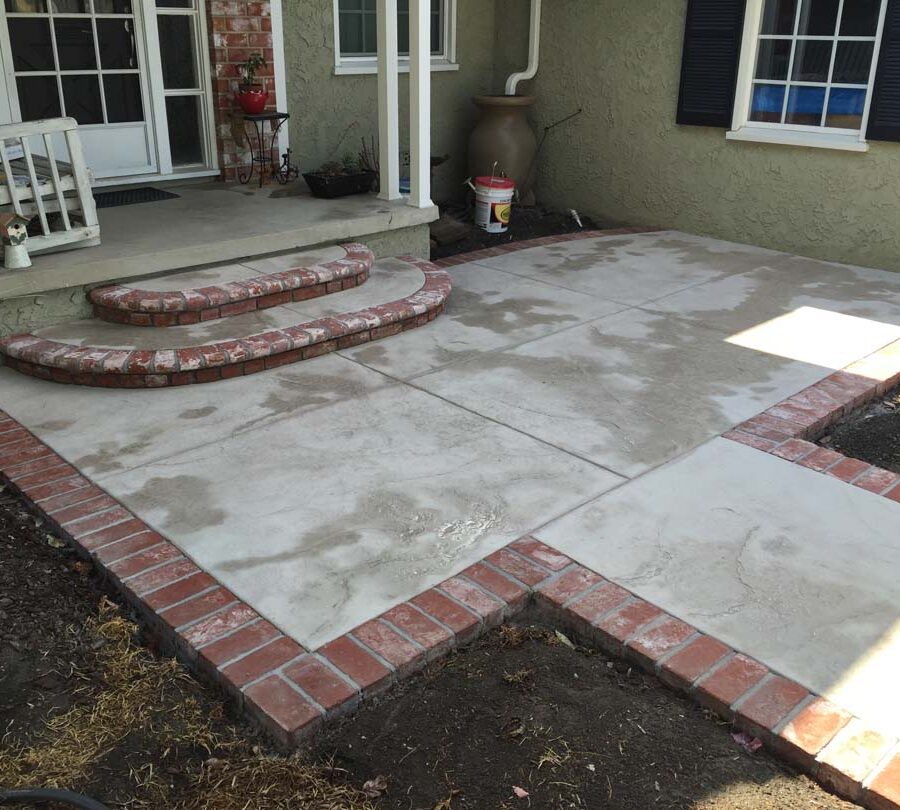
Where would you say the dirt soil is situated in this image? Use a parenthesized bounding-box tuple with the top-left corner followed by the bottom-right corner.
(0, 484, 854, 810)
(818, 384, 900, 474)
(430, 205, 604, 261)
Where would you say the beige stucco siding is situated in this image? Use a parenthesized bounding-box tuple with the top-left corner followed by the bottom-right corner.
(496, 0, 900, 272)
(283, 0, 504, 202)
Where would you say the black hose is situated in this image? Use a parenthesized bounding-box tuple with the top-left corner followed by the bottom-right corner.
(0, 788, 109, 809)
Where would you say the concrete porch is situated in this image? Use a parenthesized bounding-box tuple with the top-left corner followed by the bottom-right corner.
(0, 181, 437, 336)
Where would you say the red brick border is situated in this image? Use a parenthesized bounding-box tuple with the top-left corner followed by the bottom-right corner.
(0, 257, 450, 388)
(724, 340, 900, 504)
(1, 418, 897, 808)
(89, 244, 373, 327)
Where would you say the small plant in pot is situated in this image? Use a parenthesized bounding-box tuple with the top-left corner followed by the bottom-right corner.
(303, 129, 379, 199)
(235, 53, 268, 114)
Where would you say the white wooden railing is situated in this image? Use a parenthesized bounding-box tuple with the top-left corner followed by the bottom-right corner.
(0, 117, 100, 256)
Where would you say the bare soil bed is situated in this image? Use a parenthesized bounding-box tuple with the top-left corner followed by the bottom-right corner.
(430, 205, 603, 261)
(818, 384, 900, 474)
(0, 484, 854, 810)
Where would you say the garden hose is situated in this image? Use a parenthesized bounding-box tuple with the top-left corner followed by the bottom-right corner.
(0, 788, 109, 809)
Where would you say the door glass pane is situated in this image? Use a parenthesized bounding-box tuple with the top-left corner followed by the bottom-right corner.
(785, 85, 826, 125)
(791, 39, 833, 82)
(840, 0, 880, 36)
(761, 0, 798, 34)
(17, 75, 61, 120)
(50, 0, 89, 11)
(94, 0, 132, 12)
(62, 74, 103, 123)
(9, 18, 54, 70)
(158, 15, 197, 88)
(166, 96, 204, 164)
(156, 0, 192, 7)
(54, 18, 97, 70)
(97, 18, 138, 68)
(4, 0, 47, 11)
(832, 41, 874, 85)
(104, 73, 143, 121)
(825, 87, 865, 129)
(749, 83, 786, 122)
(797, 0, 840, 35)
(756, 39, 792, 80)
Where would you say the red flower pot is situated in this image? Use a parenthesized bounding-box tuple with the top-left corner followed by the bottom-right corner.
(236, 87, 269, 114)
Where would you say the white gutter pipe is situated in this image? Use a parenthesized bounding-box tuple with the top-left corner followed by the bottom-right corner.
(505, 0, 542, 96)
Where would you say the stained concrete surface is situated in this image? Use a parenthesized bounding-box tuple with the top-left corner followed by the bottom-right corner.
(536, 439, 900, 734)
(2, 230, 899, 733)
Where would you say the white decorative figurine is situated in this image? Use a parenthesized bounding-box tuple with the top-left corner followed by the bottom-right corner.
(0, 212, 32, 270)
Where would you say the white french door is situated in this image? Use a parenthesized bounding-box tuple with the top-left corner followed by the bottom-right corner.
(0, 0, 216, 181)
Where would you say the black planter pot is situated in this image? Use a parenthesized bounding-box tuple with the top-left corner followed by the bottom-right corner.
(303, 170, 377, 199)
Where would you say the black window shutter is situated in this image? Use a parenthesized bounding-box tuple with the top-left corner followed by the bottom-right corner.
(868, 0, 900, 141)
(676, 0, 748, 128)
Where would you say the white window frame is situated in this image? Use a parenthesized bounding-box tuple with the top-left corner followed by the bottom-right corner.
(332, 0, 458, 75)
(728, 0, 889, 152)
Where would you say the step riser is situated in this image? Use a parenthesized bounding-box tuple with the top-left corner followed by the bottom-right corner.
(0, 257, 450, 388)
(89, 244, 374, 326)
(92, 269, 369, 327)
(4, 308, 442, 388)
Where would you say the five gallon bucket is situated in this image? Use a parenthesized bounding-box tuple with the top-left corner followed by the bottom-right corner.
(471, 176, 515, 233)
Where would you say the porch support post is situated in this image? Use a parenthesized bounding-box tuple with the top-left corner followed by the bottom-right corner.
(408, 0, 432, 209)
(376, 0, 401, 201)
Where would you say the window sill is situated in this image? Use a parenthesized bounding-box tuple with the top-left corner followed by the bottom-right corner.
(726, 127, 869, 153)
(334, 59, 460, 76)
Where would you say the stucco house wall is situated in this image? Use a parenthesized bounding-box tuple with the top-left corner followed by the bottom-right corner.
(495, 0, 900, 272)
(283, 0, 509, 202)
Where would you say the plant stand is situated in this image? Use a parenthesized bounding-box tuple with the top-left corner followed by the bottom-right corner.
(240, 112, 291, 187)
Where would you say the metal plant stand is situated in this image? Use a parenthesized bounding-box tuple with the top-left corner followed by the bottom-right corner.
(240, 112, 297, 187)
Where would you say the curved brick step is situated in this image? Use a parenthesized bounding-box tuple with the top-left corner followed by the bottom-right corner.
(0, 257, 450, 388)
(90, 243, 374, 327)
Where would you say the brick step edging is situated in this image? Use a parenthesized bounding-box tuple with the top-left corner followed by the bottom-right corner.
(0, 257, 450, 388)
(89, 244, 374, 327)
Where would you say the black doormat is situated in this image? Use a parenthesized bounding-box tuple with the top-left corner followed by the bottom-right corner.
(93, 187, 180, 209)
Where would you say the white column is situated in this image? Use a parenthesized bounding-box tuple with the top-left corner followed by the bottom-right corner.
(408, 0, 432, 208)
(376, 0, 401, 201)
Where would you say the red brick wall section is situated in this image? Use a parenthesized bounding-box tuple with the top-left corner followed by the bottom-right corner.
(207, 0, 277, 181)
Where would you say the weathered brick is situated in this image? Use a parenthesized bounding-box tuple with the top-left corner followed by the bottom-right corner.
(770, 438, 817, 462)
(382, 603, 452, 656)
(352, 620, 423, 675)
(774, 697, 852, 771)
(567, 582, 631, 624)
(817, 720, 897, 801)
(723, 430, 778, 451)
(77, 518, 147, 551)
(462, 562, 528, 609)
(509, 536, 572, 571)
(867, 753, 900, 810)
(826, 457, 870, 483)
(244, 675, 322, 744)
(108, 542, 180, 580)
(438, 576, 504, 626)
(536, 566, 604, 608)
(411, 589, 481, 644)
(485, 547, 551, 586)
(594, 600, 663, 648)
(222, 636, 304, 688)
(93, 530, 165, 564)
(318, 635, 392, 693)
(181, 602, 258, 648)
(625, 616, 695, 667)
(143, 571, 218, 612)
(853, 467, 900, 495)
(160, 586, 236, 630)
(695, 654, 768, 715)
(797, 447, 844, 472)
(735, 676, 809, 735)
(125, 558, 200, 597)
(283, 655, 358, 713)
(659, 635, 732, 691)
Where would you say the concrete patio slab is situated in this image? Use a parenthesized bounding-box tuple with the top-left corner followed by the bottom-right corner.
(535, 438, 900, 735)
(651, 254, 900, 332)
(471, 231, 785, 306)
(0, 354, 394, 479)
(91, 381, 622, 649)
(413, 306, 858, 477)
(340, 262, 626, 380)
